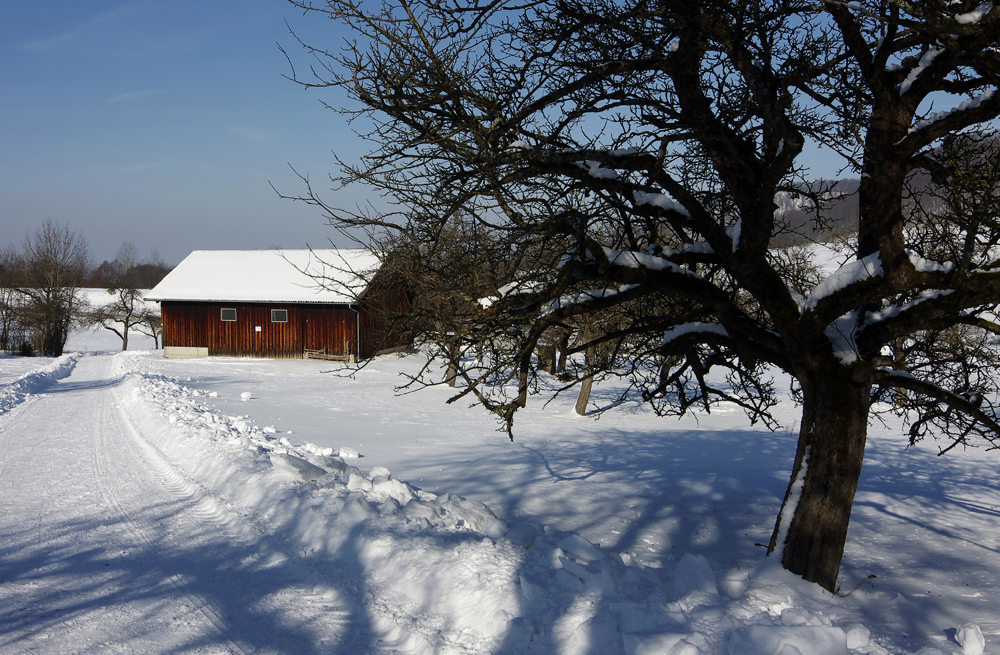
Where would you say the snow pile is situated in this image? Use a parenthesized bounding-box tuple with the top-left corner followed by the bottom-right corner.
(0, 353, 80, 414)
(956, 624, 986, 655)
(100, 351, 945, 654)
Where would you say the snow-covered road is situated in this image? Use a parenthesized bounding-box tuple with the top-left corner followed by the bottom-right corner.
(0, 354, 362, 654)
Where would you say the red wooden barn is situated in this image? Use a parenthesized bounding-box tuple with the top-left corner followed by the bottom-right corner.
(147, 249, 410, 360)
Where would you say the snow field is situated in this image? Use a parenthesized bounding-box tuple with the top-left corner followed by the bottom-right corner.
(114, 351, 983, 654)
(2, 345, 998, 654)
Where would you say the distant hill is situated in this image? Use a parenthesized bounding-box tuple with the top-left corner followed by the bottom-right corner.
(772, 179, 859, 247)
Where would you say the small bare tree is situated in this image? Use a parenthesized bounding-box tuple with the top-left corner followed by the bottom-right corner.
(0, 246, 27, 354)
(87, 242, 147, 351)
(135, 308, 162, 349)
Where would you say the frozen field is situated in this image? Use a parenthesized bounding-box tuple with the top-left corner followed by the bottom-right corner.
(0, 326, 997, 654)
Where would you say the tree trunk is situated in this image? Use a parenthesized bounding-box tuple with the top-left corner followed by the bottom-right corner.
(768, 369, 871, 592)
(575, 346, 595, 415)
(537, 344, 556, 375)
(445, 343, 460, 387)
(556, 330, 570, 374)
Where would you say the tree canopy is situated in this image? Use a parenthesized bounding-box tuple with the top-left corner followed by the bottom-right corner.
(283, 0, 1000, 591)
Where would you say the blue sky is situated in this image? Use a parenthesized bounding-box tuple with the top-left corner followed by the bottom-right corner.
(2, 2, 856, 268)
(2, 0, 365, 265)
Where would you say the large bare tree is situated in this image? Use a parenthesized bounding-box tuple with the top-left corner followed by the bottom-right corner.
(282, 0, 1000, 591)
(16, 221, 90, 357)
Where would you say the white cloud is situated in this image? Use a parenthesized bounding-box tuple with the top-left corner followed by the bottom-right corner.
(21, 2, 149, 52)
(227, 126, 279, 143)
(108, 89, 166, 103)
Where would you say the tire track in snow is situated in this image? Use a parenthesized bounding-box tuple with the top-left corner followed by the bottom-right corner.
(92, 398, 262, 655)
(0, 354, 363, 654)
(0, 399, 32, 483)
(0, 356, 79, 481)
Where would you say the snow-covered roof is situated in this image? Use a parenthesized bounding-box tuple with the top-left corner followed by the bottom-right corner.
(146, 249, 382, 304)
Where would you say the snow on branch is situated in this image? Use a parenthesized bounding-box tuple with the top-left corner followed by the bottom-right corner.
(605, 246, 673, 271)
(898, 47, 944, 96)
(575, 160, 621, 180)
(603, 245, 713, 272)
(663, 322, 729, 346)
(955, 2, 994, 24)
(801, 252, 883, 312)
(825, 312, 861, 364)
(726, 220, 741, 251)
(911, 89, 997, 132)
(478, 277, 546, 309)
(863, 289, 955, 325)
(906, 250, 956, 273)
(633, 190, 690, 216)
(541, 284, 638, 315)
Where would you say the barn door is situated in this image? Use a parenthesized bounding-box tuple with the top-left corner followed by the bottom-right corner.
(304, 312, 327, 354)
(304, 310, 355, 358)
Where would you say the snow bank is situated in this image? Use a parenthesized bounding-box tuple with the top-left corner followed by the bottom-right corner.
(728, 625, 847, 655)
(0, 354, 80, 414)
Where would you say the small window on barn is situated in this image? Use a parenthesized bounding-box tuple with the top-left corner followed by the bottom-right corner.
(221, 308, 237, 322)
(271, 309, 288, 323)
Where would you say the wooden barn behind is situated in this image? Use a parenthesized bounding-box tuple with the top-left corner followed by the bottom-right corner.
(147, 249, 410, 360)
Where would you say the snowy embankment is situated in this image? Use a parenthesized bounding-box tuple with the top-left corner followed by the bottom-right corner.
(96, 350, 998, 655)
(0, 353, 80, 414)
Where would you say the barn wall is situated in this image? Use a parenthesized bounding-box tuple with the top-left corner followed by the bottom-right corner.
(357, 278, 413, 358)
(161, 302, 355, 358)
(160, 288, 410, 360)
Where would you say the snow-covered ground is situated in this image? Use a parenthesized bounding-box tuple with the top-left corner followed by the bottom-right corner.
(0, 327, 997, 654)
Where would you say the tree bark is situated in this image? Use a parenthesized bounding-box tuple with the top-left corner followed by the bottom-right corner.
(556, 330, 570, 374)
(537, 344, 556, 375)
(768, 369, 871, 592)
(445, 342, 460, 387)
(575, 346, 595, 415)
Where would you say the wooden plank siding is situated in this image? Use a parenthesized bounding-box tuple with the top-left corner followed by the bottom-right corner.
(357, 276, 413, 358)
(161, 302, 318, 358)
(161, 285, 411, 359)
(303, 306, 359, 358)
